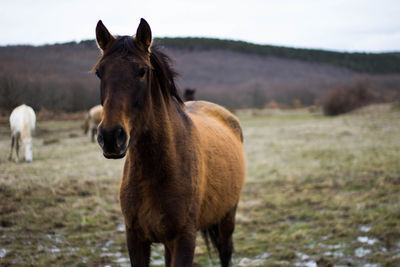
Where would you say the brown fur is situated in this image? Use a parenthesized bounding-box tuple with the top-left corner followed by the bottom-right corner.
(94, 19, 245, 267)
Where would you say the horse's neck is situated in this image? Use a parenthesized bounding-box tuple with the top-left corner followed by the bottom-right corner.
(128, 96, 187, 180)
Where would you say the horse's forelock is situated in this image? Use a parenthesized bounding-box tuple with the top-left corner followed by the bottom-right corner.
(91, 36, 150, 72)
(103, 36, 151, 66)
(93, 36, 183, 105)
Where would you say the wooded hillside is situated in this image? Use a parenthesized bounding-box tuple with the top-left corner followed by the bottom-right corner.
(0, 38, 399, 112)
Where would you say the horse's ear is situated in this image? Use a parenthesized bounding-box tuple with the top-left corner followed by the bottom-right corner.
(135, 18, 152, 52)
(96, 20, 115, 52)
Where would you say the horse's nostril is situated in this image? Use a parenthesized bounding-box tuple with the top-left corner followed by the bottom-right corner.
(97, 125, 126, 154)
(115, 126, 127, 149)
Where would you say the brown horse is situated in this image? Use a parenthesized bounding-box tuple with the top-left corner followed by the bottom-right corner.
(83, 104, 103, 142)
(93, 19, 245, 267)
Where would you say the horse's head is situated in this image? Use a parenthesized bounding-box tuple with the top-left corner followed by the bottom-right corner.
(93, 19, 153, 159)
(23, 137, 33, 162)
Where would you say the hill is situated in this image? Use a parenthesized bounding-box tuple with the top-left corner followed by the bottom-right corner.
(158, 37, 400, 73)
(0, 38, 399, 112)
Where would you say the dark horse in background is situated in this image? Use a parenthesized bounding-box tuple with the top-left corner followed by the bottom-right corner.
(184, 88, 196, 101)
(93, 18, 246, 267)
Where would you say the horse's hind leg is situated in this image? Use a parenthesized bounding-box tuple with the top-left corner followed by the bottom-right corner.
(15, 132, 20, 162)
(215, 204, 238, 267)
(8, 135, 15, 161)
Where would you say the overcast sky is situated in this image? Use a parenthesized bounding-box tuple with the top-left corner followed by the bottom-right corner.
(0, 0, 399, 52)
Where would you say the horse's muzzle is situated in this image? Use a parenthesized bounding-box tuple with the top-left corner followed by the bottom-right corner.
(97, 124, 128, 159)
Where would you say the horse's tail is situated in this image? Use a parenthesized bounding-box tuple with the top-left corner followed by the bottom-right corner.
(201, 225, 219, 261)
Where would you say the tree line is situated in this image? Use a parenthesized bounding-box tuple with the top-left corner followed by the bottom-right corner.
(0, 74, 98, 113)
(155, 37, 400, 74)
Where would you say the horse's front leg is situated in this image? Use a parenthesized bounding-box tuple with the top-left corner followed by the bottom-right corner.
(167, 226, 196, 267)
(164, 244, 172, 267)
(125, 226, 151, 267)
(91, 127, 97, 143)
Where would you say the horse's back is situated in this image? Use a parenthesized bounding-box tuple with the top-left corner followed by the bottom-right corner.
(10, 104, 36, 133)
(185, 101, 245, 229)
(185, 101, 243, 143)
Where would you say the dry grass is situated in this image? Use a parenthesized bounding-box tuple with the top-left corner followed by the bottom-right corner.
(0, 104, 399, 266)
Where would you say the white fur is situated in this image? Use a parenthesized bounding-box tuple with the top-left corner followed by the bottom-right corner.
(9, 104, 36, 162)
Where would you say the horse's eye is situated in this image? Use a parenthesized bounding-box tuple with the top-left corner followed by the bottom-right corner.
(138, 68, 146, 78)
(95, 69, 101, 79)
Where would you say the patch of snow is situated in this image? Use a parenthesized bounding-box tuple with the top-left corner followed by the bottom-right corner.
(296, 252, 310, 260)
(238, 257, 265, 266)
(355, 247, 371, 257)
(357, 236, 378, 245)
(0, 248, 7, 258)
(294, 260, 317, 267)
(359, 225, 372, 232)
(117, 223, 125, 232)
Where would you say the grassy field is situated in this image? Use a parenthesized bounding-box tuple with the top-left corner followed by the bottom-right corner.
(0, 104, 399, 266)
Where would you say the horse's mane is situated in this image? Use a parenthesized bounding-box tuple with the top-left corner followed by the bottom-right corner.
(149, 45, 183, 105)
(95, 36, 183, 105)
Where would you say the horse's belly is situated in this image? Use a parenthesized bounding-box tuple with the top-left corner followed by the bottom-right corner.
(197, 130, 246, 229)
(198, 170, 245, 229)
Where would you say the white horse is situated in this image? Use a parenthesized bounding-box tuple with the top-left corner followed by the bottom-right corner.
(9, 104, 36, 162)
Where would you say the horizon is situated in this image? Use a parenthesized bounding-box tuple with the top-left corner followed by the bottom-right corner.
(1, 36, 399, 55)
